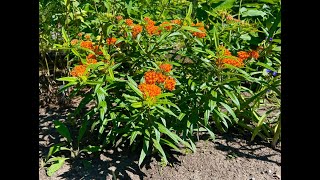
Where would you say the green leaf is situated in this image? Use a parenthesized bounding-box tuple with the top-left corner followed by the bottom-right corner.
(77, 117, 89, 144)
(46, 144, 70, 160)
(178, 113, 186, 121)
(71, 48, 81, 57)
(251, 112, 268, 141)
(156, 105, 177, 117)
(127, 77, 143, 98)
(131, 102, 143, 108)
(224, 90, 240, 109)
(130, 131, 140, 145)
(242, 9, 267, 17)
(80, 145, 101, 154)
(204, 110, 210, 126)
(61, 26, 69, 43)
(152, 138, 168, 165)
(181, 26, 203, 33)
(156, 93, 175, 99)
(138, 136, 150, 166)
(108, 67, 114, 80)
(160, 138, 181, 152)
(256, 62, 277, 72)
(46, 157, 68, 177)
(53, 120, 72, 143)
(240, 33, 251, 41)
(57, 77, 77, 82)
(204, 126, 215, 140)
(154, 127, 161, 143)
(219, 102, 238, 123)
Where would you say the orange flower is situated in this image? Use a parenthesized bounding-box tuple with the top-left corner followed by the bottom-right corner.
(221, 57, 244, 67)
(87, 59, 97, 64)
(71, 39, 78, 45)
(250, 50, 259, 59)
(144, 17, 155, 26)
(138, 83, 161, 98)
(146, 24, 161, 36)
(160, 64, 172, 73)
(237, 51, 250, 61)
(160, 21, 172, 31)
(86, 54, 96, 60)
(77, 32, 83, 37)
(157, 72, 167, 83)
(70, 65, 87, 77)
(80, 41, 94, 50)
(144, 71, 158, 84)
(107, 37, 117, 45)
(116, 15, 123, 21)
(171, 19, 181, 25)
(132, 24, 143, 38)
(125, 19, 133, 26)
(84, 34, 91, 39)
(192, 26, 206, 38)
(164, 77, 176, 91)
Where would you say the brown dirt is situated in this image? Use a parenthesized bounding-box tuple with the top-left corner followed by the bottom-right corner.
(39, 87, 280, 180)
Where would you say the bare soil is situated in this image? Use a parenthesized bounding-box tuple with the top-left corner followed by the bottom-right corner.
(39, 87, 280, 180)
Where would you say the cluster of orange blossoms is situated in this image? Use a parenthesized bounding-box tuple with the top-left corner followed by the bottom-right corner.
(191, 22, 206, 38)
(144, 17, 161, 36)
(106, 37, 117, 45)
(71, 39, 78, 45)
(123, 17, 181, 38)
(138, 63, 176, 99)
(70, 65, 87, 77)
(218, 46, 260, 67)
(131, 24, 143, 38)
(160, 21, 172, 31)
(138, 83, 162, 98)
(159, 64, 172, 72)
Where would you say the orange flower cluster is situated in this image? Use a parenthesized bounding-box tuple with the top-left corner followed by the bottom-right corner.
(237, 51, 250, 61)
(107, 37, 117, 45)
(138, 83, 162, 98)
(145, 17, 161, 36)
(80, 41, 94, 50)
(132, 24, 143, 38)
(159, 63, 172, 72)
(77, 32, 83, 37)
(143, 70, 176, 91)
(116, 15, 123, 21)
(84, 34, 91, 39)
(164, 77, 176, 91)
(87, 59, 97, 64)
(157, 72, 167, 83)
(125, 19, 133, 26)
(192, 22, 206, 38)
(217, 46, 244, 68)
(71, 39, 78, 45)
(160, 21, 172, 31)
(70, 65, 87, 77)
(221, 57, 244, 67)
(86, 54, 96, 60)
(144, 17, 155, 26)
(144, 71, 158, 84)
(250, 50, 259, 59)
(171, 19, 181, 25)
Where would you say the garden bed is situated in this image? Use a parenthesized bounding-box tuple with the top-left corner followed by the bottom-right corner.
(39, 90, 280, 180)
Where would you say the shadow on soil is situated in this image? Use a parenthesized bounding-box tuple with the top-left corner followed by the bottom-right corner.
(213, 133, 281, 166)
